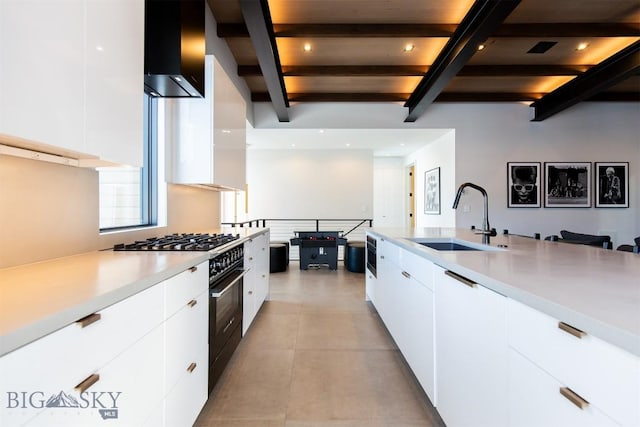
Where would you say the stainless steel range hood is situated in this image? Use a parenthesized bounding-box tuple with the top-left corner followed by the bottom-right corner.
(144, 0, 205, 98)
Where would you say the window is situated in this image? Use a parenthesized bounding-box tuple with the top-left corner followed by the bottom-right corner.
(99, 93, 158, 230)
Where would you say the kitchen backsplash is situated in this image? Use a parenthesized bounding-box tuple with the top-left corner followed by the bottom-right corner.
(0, 155, 221, 268)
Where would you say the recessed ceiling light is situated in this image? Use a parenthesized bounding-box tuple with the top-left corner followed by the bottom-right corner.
(96, 45, 104, 52)
(303, 43, 312, 52)
(318, 129, 325, 134)
(291, 143, 296, 147)
(346, 143, 350, 147)
(576, 42, 589, 51)
(403, 43, 415, 53)
(477, 44, 485, 51)
(400, 143, 405, 146)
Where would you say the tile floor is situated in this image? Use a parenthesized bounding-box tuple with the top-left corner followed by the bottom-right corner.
(194, 262, 444, 427)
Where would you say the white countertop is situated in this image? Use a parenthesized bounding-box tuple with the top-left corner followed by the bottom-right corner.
(0, 228, 269, 357)
(368, 227, 640, 357)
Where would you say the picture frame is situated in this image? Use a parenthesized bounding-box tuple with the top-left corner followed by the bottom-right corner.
(544, 162, 591, 208)
(424, 167, 440, 215)
(507, 162, 541, 208)
(595, 162, 629, 208)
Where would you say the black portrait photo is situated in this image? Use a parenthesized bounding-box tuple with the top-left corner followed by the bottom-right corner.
(544, 162, 591, 208)
(595, 162, 629, 208)
(507, 162, 540, 208)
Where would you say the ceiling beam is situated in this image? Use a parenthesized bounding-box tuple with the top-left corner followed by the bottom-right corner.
(531, 40, 640, 121)
(239, 0, 289, 121)
(492, 23, 640, 37)
(217, 22, 639, 38)
(239, 64, 590, 77)
(252, 90, 639, 103)
(404, 0, 522, 122)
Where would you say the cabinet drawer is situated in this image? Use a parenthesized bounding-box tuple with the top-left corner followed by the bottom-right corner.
(165, 260, 208, 318)
(378, 238, 400, 267)
(165, 290, 208, 391)
(400, 248, 433, 290)
(508, 349, 620, 427)
(0, 282, 164, 426)
(23, 325, 164, 427)
(164, 344, 208, 427)
(508, 299, 640, 427)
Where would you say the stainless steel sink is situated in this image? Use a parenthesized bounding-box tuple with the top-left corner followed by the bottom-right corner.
(406, 238, 506, 252)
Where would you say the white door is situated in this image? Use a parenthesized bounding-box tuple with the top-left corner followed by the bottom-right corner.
(373, 165, 405, 227)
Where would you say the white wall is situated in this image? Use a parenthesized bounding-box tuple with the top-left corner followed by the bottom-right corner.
(436, 103, 638, 245)
(252, 101, 639, 246)
(246, 149, 373, 219)
(404, 130, 456, 228)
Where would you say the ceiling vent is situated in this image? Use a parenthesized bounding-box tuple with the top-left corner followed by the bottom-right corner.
(527, 41, 557, 54)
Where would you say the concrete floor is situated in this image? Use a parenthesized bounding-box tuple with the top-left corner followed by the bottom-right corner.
(194, 262, 444, 427)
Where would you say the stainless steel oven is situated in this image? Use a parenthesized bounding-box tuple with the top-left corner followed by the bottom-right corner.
(208, 245, 247, 393)
(366, 235, 377, 278)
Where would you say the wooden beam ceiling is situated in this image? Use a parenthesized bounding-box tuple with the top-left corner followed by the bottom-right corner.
(238, 64, 592, 77)
(239, 0, 289, 121)
(404, 0, 522, 122)
(531, 40, 640, 121)
(217, 22, 640, 38)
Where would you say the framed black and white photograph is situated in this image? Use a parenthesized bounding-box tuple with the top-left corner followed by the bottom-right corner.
(424, 167, 440, 214)
(595, 162, 629, 208)
(507, 162, 541, 208)
(544, 162, 591, 208)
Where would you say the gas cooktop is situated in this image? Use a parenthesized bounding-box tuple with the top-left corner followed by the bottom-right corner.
(113, 233, 240, 252)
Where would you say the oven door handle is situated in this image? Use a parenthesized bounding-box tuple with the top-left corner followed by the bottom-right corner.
(210, 269, 250, 297)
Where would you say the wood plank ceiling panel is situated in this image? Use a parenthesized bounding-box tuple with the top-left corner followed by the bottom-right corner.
(275, 38, 448, 66)
(207, 0, 640, 121)
(283, 76, 423, 93)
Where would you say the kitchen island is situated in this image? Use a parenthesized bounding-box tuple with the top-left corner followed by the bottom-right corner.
(366, 227, 639, 427)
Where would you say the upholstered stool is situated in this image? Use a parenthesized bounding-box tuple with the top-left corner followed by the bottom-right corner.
(271, 241, 290, 265)
(269, 243, 288, 273)
(344, 241, 365, 273)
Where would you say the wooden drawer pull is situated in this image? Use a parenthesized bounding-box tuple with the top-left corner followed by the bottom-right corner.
(558, 322, 586, 339)
(75, 374, 100, 393)
(401, 271, 411, 279)
(76, 313, 101, 328)
(445, 270, 477, 288)
(188, 266, 198, 273)
(560, 387, 589, 409)
(187, 363, 197, 373)
(187, 299, 197, 308)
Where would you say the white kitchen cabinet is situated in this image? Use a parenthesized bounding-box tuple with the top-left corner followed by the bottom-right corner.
(365, 269, 376, 303)
(163, 344, 208, 427)
(0, 283, 164, 426)
(508, 299, 640, 427)
(508, 348, 621, 427)
(0, 0, 144, 166)
(84, 0, 144, 166)
(163, 260, 208, 427)
(0, 260, 210, 427)
(243, 231, 270, 335)
(369, 239, 436, 404)
(394, 267, 436, 403)
(0, 0, 84, 153)
(165, 55, 246, 190)
(435, 265, 508, 427)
